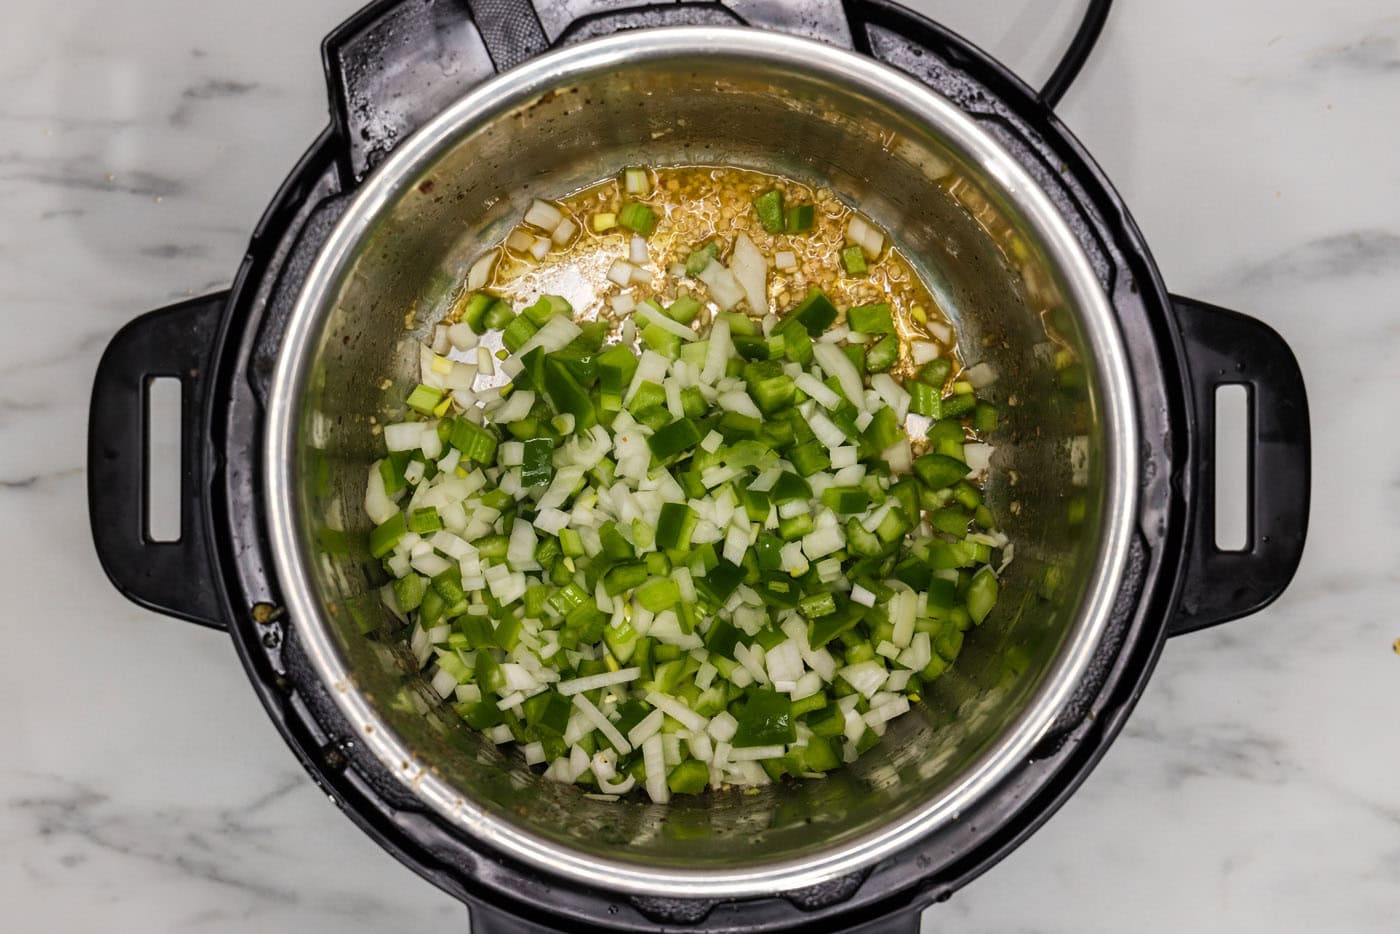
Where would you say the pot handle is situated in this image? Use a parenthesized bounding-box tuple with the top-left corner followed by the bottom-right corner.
(468, 900, 564, 933)
(1168, 295, 1310, 636)
(88, 293, 227, 630)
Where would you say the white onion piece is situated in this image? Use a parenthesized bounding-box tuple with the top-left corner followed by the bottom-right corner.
(730, 233, 768, 314)
(813, 342, 865, 409)
(702, 316, 732, 383)
(795, 373, 841, 409)
(492, 390, 535, 425)
(573, 693, 631, 754)
(696, 260, 745, 311)
(384, 422, 423, 452)
(518, 315, 582, 357)
(644, 691, 708, 732)
(881, 437, 913, 475)
(627, 709, 665, 748)
(911, 340, 940, 365)
(841, 661, 889, 699)
(871, 373, 911, 423)
(551, 216, 578, 245)
(643, 734, 668, 803)
(965, 362, 998, 388)
(506, 228, 535, 253)
(557, 668, 641, 696)
(597, 773, 636, 795)
(964, 442, 994, 474)
(364, 462, 399, 524)
(608, 259, 635, 286)
(524, 199, 563, 230)
(636, 301, 697, 341)
(467, 250, 498, 290)
(447, 322, 478, 351)
(629, 235, 649, 264)
(728, 744, 786, 761)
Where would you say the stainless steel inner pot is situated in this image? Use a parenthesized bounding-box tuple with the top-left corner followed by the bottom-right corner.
(265, 27, 1137, 898)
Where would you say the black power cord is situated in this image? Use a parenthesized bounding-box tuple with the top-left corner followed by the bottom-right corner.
(1039, 0, 1113, 108)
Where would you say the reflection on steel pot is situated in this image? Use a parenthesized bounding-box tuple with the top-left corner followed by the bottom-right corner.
(88, 2, 1309, 931)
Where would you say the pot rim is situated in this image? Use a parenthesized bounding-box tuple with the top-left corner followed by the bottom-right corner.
(264, 25, 1139, 898)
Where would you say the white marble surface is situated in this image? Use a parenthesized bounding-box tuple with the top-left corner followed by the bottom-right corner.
(3, 0, 1396, 930)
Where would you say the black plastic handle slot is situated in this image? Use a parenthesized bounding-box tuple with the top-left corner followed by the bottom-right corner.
(88, 293, 228, 629)
(1168, 295, 1310, 636)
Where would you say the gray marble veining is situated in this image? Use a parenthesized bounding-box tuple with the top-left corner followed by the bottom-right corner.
(2, 0, 1396, 931)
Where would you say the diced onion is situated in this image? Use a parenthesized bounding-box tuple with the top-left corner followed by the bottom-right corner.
(731, 233, 768, 315)
(524, 199, 564, 230)
(467, 250, 498, 290)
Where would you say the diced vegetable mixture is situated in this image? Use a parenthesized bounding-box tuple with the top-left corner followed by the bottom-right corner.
(364, 166, 1008, 802)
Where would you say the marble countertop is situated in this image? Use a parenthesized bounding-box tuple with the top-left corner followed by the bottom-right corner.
(3, 0, 1396, 930)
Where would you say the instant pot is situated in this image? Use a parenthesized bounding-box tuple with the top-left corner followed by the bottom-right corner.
(88, 2, 1310, 930)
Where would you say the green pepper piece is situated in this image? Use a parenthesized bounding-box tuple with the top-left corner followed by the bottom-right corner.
(732, 689, 795, 747)
(523, 294, 572, 327)
(667, 293, 702, 325)
(603, 562, 649, 596)
(907, 380, 942, 418)
(408, 507, 443, 534)
(799, 591, 836, 619)
(703, 617, 742, 659)
(596, 344, 638, 413)
(789, 441, 831, 477)
(391, 574, 425, 612)
(733, 334, 771, 361)
(941, 392, 976, 419)
(696, 559, 743, 603)
(771, 471, 813, 504)
(686, 241, 719, 276)
(405, 384, 444, 416)
(914, 452, 968, 490)
(655, 502, 698, 552)
(636, 578, 681, 613)
(753, 189, 785, 234)
(808, 599, 862, 648)
(748, 373, 796, 415)
(460, 292, 496, 333)
(973, 401, 999, 432)
(542, 357, 597, 430)
(716, 411, 762, 441)
(865, 334, 899, 372)
(784, 203, 815, 233)
(482, 300, 514, 331)
(648, 417, 704, 460)
(917, 358, 953, 387)
(448, 418, 498, 464)
(966, 567, 999, 625)
(820, 485, 870, 514)
(368, 513, 406, 558)
(667, 758, 710, 795)
(618, 201, 655, 236)
(790, 287, 839, 335)
(519, 438, 554, 486)
(841, 245, 868, 276)
(846, 302, 895, 334)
